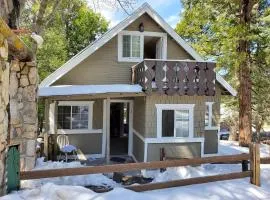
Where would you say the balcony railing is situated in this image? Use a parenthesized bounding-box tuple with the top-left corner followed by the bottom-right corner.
(132, 59, 216, 96)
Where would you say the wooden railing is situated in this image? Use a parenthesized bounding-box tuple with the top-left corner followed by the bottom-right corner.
(20, 144, 262, 192)
(132, 59, 216, 96)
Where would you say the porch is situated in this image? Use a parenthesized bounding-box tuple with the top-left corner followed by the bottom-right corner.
(38, 85, 144, 163)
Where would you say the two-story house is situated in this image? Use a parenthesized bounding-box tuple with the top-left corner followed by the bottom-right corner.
(39, 3, 236, 162)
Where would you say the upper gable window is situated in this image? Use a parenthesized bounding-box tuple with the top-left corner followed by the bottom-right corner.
(118, 33, 143, 62)
(123, 35, 141, 58)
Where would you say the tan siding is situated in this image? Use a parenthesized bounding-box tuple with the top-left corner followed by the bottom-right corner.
(133, 97, 146, 136)
(93, 99, 103, 129)
(204, 130, 218, 154)
(67, 133, 102, 154)
(147, 142, 201, 161)
(54, 36, 133, 85)
(125, 13, 164, 32)
(133, 133, 145, 162)
(167, 37, 193, 60)
(144, 86, 221, 138)
(53, 14, 194, 85)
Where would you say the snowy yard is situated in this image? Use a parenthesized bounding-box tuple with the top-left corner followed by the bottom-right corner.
(2, 141, 270, 200)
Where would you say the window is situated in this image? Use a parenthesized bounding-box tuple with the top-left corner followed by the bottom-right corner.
(122, 35, 141, 58)
(118, 32, 144, 62)
(157, 104, 194, 138)
(118, 30, 167, 62)
(205, 102, 218, 129)
(119, 34, 142, 61)
(57, 102, 93, 130)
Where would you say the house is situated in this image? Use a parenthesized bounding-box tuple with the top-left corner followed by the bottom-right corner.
(38, 3, 237, 162)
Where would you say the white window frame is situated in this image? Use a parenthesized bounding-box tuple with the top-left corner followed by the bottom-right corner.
(118, 30, 167, 62)
(57, 101, 94, 134)
(205, 102, 218, 130)
(156, 104, 195, 139)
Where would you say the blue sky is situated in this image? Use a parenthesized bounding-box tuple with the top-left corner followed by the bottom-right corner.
(87, 0, 183, 28)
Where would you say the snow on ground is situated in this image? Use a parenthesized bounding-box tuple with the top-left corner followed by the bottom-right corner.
(2, 141, 270, 200)
(218, 140, 270, 157)
(21, 157, 118, 189)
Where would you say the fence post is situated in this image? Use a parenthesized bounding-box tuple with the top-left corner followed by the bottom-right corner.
(160, 148, 166, 172)
(250, 143, 260, 186)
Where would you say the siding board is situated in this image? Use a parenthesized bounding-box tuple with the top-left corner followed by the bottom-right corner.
(53, 13, 193, 86)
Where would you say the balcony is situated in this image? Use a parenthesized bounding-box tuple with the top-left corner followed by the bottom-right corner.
(132, 59, 216, 96)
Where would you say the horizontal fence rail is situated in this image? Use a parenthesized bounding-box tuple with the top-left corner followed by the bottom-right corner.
(126, 171, 252, 192)
(260, 157, 270, 164)
(20, 154, 250, 180)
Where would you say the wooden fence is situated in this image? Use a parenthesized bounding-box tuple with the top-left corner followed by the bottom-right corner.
(19, 143, 262, 192)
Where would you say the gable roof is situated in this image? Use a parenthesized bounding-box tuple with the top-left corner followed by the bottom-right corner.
(39, 3, 237, 96)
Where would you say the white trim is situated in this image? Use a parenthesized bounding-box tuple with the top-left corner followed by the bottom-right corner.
(155, 104, 195, 139)
(205, 102, 219, 130)
(102, 99, 107, 157)
(39, 3, 202, 87)
(57, 101, 94, 132)
(205, 127, 219, 130)
(121, 30, 167, 38)
(49, 102, 56, 134)
(57, 129, 102, 134)
(118, 32, 144, 62)
(104, 99, 134, 158)
(128, 101, 134, 156)
(144, 142, 148, 162)
(145, 137, 204, 144)
(58, 101, 94, 106)
(201, 140, 205, 157)
(84, 154, 103, 159)
(133, 128, 204, 161)
(216, 74, 237, 96)
(131, 154, 139, 163)
(133, 129, 145, 142)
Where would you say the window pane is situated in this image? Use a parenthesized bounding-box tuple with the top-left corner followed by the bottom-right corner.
(205, 104, 209, 127)
(132, 36, 140, 57)
(175, 110, 189, 137)
(71, 106, 89, 129)
(122, 35, 131, 57)
(162, 110, 174, 137)
(212, 108, 217, 127)
(57, 106, 71, 129)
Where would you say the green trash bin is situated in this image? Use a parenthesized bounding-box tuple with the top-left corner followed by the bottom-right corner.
(6, 145, 20, 193)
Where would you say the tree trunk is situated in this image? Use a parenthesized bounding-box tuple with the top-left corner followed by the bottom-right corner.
(238, 0, 253, 147)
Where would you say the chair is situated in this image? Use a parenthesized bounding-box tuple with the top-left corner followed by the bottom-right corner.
(57, 134, 77, 162)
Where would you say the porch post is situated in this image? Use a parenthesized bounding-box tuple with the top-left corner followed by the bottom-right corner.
(43, 99, 50, 159)
(53, 101, 58, 161)
(106, 97, 110, 164)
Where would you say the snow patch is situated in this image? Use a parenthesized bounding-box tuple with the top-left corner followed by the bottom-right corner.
(21, 158, 118, 189)
(38, 84, 143, 97)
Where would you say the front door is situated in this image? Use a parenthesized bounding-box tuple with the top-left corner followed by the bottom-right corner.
(110, 102, 130, 155)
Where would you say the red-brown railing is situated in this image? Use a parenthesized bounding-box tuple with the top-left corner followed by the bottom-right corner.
(132, 59, 216, 96)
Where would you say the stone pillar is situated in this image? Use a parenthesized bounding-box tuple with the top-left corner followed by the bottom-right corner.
(0, 33, 9, 196)
(9, 60, 38, 171)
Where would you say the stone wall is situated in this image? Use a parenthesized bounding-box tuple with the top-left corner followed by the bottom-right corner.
(0, 34, 9, 196)
(9, 60, 38, 171)
(0, 31, 38, 195)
